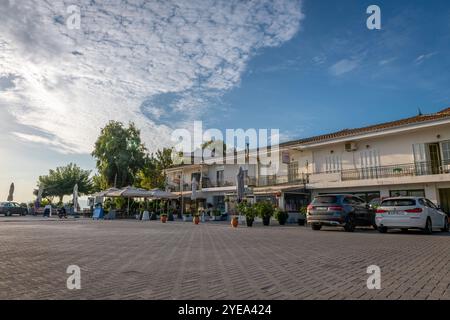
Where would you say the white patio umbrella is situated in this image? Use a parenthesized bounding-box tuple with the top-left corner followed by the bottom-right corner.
(106, 186, 156, 215)
(92, 187, 120, 198)
(7, 183, 14, 202)
(148, 189, 178, 199)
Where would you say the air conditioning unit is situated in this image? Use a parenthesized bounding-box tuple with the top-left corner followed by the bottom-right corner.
(345, 142, 358, 152)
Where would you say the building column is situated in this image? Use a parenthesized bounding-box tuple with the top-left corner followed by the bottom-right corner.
(379, 186, 390, 199)
(425, 184, 438, 204)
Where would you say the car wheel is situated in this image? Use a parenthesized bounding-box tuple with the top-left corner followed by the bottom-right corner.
(441, 217, 449, 232)
(344, 217, 355, 232)
(5, 211, 11, 217)
(311, 224, 322, 231)
(401, 228, 408, 233)
(378, 226, 388, 233)
(423, 218, 432, 235)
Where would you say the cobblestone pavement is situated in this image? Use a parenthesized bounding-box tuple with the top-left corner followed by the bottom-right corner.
(0, 217, 449, 300)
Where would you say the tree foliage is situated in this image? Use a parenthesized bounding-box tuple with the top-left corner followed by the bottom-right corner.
(138, 148, 173, 190)
(36, 163, 93, 203)
(92, 121, 147, 188)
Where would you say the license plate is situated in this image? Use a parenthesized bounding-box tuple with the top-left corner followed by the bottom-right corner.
(388, 210, 405, 215)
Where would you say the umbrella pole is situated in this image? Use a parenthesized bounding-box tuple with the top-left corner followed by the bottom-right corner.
(127, 197, 130, 216)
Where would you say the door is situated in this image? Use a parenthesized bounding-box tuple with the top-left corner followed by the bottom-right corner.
(428, 143, 441, 174)
(439, 189, 450, 215)
(288, 162, 299, 182)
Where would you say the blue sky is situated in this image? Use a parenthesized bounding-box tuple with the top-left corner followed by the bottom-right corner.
(0, 0, 449, 202)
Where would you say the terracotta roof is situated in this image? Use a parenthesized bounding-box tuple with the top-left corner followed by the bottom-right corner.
(282, 107, 450, 147)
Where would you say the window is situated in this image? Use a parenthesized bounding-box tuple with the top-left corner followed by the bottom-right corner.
(425, 199, 437, 209)
(390, 190, 425, 197)
(216, 170, 224, 186)
(381, 199, 417, 206)
(325, 155, 341, 173)
(442, 141, 450, 161)
(312, 196, 338, 204)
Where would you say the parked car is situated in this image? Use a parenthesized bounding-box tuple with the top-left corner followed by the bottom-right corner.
(0, 202, 28, 216)
(307, 194, 376, 232)
(375, 197, 449, 234)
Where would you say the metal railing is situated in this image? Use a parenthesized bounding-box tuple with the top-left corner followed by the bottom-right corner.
(257, 173, 309, 187)
(341, 160, 450, 181)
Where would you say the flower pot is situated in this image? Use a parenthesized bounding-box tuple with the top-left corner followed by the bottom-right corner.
(246, 217, 254, 227)
(193, 216, 200, 225)
(297, 218, 306, 226)
(231, 217, 239, 228)
(160, 215, 167, 223)
(262, 216, 271, 226)
(278, 218, 287, 226)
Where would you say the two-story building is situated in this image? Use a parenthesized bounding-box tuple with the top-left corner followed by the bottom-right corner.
(165, 107, 450, 215)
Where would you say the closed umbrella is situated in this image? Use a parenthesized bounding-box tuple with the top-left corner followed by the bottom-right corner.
(73, 184, 79, 213)
(7, 183, 14, 202)
(236, 167, 245, 203)
(191, 178, 198, 201)
(36, 184, 44, 208)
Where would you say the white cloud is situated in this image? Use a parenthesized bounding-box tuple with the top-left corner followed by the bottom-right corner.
(329, 59, 359, 76)
(0, 0, 304, 154)
(415, 52, 437, 65)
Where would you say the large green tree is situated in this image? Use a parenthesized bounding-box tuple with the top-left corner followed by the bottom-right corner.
(92, 121, 147, 188)
(138, 148, 173, 190)
(37, 163, 93, 204)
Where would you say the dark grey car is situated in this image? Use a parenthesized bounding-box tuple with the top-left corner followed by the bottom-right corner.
(307, 194, 376, 232)
(0, 202, 28, 216)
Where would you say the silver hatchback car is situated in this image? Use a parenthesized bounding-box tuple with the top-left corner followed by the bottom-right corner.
(375, 197, 449, 234)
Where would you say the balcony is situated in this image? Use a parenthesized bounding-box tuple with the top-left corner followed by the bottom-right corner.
(257, 173, 309, 187)
(341, 160, 450, 181)
(201, 176, 257, 188)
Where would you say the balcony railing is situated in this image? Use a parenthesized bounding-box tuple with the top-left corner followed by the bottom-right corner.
(341, 160, 450, 181)
(257, 173, 309, 187)
(201, 177, 257, 188)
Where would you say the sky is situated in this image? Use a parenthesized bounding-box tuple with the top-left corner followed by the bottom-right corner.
(1, 0, 450, 203)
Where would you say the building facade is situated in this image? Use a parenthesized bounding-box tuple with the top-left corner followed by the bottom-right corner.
(165, 108, 450, 216)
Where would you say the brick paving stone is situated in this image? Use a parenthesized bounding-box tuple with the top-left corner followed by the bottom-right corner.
(0, 217, 449, 300)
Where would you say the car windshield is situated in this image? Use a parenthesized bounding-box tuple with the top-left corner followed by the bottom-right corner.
(381, 199, 416, 207)
(312, 196, 338, 204)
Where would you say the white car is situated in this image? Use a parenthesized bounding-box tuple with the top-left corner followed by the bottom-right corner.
(375, 197, 449, 234)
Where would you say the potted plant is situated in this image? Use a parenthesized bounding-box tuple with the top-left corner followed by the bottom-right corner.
(183, 209, 193, 222)
(274, 209, 289, 226)
(231, 215, 239, 228)
(211, 209, 222, 221)
(168, 209, 174, 221)
(160, 213, 168, 223)
(255, 201, 274, 226)
(298, 206, 307, 226)
(193, 214, 200, 225)
(237, 201, 256, 227)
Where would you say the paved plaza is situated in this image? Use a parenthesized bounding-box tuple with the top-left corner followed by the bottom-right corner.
(0, 217, 449, 300)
